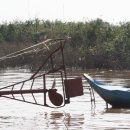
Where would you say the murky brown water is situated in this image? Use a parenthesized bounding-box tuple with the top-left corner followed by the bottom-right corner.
(0, 69, 130, 130)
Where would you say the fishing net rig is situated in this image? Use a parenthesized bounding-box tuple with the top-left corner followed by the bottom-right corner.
(0, 37, 84, 108)
(0, 38, 65, 69)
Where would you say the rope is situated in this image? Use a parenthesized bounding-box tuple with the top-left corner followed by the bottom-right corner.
(0, 38, 65, 62)
(0, 39, 52, 62)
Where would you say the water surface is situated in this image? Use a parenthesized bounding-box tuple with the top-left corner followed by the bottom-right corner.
(0, 69, 130, 130)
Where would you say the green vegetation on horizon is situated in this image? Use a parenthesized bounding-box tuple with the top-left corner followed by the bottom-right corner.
(0, 18, 130, 70)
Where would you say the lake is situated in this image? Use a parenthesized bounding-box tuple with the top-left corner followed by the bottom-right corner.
(0, 68, 130, 130)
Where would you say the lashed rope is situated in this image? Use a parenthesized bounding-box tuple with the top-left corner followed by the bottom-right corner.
(0, 39, 52, 62)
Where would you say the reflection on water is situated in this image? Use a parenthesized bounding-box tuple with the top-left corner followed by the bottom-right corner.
(104, 108, 130, 114)
(0, 69, 130, 129)
(42, 111, 85, 130)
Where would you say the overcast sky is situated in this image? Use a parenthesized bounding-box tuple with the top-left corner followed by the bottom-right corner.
(0, 0, 130, 24)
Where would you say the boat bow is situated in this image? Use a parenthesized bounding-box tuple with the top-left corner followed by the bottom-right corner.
(83, 73, 130, 108)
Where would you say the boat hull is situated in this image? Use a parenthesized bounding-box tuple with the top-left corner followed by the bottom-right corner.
(84, 73, 130, 108)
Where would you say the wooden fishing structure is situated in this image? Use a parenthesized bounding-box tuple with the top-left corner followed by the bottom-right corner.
(0, 37, 84, 108)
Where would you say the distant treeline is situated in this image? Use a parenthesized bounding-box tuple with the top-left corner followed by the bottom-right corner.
(0, 18, 130, 70)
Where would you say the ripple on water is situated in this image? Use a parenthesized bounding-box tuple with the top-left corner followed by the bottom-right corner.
(0, 69, 130, 130)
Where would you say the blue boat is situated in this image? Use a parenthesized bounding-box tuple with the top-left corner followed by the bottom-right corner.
(83, 73, 130, 108)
